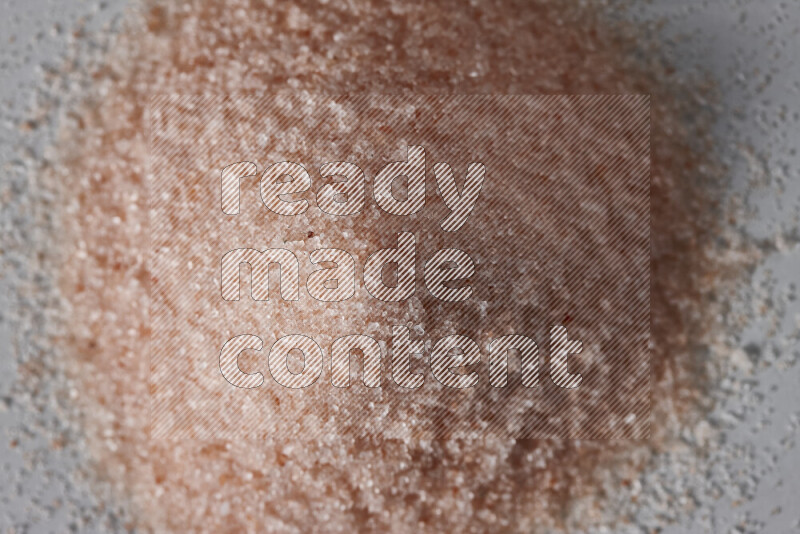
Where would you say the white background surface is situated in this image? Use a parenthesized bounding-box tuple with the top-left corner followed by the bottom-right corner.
(0, 1, 798, 532)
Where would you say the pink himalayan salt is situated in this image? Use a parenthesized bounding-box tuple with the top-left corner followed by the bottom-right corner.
(53, 0, 722, 531)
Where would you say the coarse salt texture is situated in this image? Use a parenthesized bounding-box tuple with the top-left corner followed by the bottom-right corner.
(54, 0, 728, 531)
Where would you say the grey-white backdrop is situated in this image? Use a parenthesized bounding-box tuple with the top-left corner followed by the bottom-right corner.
(1, 1, 798, 532)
